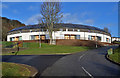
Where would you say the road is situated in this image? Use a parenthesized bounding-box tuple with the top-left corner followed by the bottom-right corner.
(41, 46, 120, 77)
(2, 46, 120, 77)
(2, 55, 66, 76)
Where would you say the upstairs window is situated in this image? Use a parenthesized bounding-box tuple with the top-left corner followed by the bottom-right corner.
(73, 29, 74, 31)
(30, 30, 32, 32)
(60, 29, 63, 31)
(77, 29, 80, 32)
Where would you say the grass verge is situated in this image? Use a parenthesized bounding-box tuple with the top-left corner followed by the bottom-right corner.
(108, 47, 120, 64)
(2, 62, 30, 77)
(3, 43, 92, 55)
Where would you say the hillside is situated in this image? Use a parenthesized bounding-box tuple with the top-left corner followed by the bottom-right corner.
(1, 17, 25, 41)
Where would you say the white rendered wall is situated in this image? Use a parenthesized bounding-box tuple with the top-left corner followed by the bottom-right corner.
(7, 30, 111, 43)
(112, 38, 120, 41)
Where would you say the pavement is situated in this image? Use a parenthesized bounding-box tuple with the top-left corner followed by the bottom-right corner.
(2, 46, 120, 77)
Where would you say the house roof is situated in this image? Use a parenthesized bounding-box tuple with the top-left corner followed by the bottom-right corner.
(8, 23, 110, 34)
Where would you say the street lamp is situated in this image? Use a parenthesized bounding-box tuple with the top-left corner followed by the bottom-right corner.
(96, 33, 98, 48)
(39, 31, 41, 48)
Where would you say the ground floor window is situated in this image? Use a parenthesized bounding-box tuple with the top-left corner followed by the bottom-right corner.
(88, 36, 101, 41)
(88, 35, 92, 40)
(10, 37, 15, 41)
(106, 38, 109, 42)
(15, 37, 19, 41)
(41, 35, 45, 40)
(70, 35, 76, 39)
(65, 35, 70, 39)
(31, 35, 35, 40)
(30, 35, 45, 40)
(19, 36, 22, 40)
(64, 34, 80, 39)
(45, 34, 50, 39)
(97, 36, 101, 41)
(76, 35, 80, 39)
(10, 36, 22, 41)
(91, 36, 96, 40)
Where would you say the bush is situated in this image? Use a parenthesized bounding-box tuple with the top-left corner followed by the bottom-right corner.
(2, 41, 15, 48)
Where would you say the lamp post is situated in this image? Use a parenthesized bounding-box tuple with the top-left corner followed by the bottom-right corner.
(39, 31, 41, 48)
(96, 33, 98, 48)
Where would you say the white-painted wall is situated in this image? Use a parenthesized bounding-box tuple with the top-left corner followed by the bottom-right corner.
(112, 37, 120, 42)
(7, 30, 111, 43)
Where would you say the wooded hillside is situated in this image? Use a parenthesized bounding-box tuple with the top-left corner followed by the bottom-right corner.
(1, 17, 25, 41)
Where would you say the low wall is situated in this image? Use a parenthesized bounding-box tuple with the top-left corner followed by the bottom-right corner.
(10, 39, 113, 47)
(56, 39, 112, 47)
(11, 39, 50, 43)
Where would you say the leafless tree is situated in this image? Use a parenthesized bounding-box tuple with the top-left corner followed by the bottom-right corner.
(40, 2, 63, 44)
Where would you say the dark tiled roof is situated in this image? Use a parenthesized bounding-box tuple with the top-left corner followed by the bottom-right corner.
(8, 23, 110, 34)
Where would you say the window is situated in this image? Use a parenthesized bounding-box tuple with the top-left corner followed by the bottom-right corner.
(41, 35, 45, 40)
(76, 35, 80, 39)
(77, 29, 80, 32)
(64, 34, 76, 39)
(15, 37, 19, 41)
(60, 29, 63, 31)
(88, 35, 92, 40)
(46, 34, 50, 39)
(10, 38, 12, 41)
(65, 34, 70, 39)
(19, 36, 22, 40)
(91, 36, 96, 40)
(66, 29, 68, 31)
(70, 35, 75, 39)
(73, 29, 74, 31)
(31, 35, 35, 40)
(30, 30, 32, 32)
(12, 37, 15, 41)
(35, 35, 39, 40)
(106, 38, 109, 42)
(97, 36, 101, 41)
(47, 29, 48, 32)
(42, 29, 43, 32)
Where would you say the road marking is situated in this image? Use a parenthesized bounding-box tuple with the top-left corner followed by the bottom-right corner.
(82, 67, 94, 78)
(78, 53, 86, 61)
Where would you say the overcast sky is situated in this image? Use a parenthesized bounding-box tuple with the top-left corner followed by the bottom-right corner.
(1, 2, 118, 37)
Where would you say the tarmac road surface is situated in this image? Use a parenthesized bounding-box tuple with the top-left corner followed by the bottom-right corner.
(2, 46, 120, 77)
(41, 46, 120, 77)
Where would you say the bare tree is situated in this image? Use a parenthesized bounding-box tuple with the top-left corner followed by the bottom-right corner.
(40, 2, 63, 44)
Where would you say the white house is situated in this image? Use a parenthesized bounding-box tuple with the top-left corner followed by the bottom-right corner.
(112, 37, 120, 42)
(7, 23, 111, 43)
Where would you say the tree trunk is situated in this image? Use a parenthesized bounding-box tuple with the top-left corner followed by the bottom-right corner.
(50, 38, 52, 45)
(49, 31, 53, 45)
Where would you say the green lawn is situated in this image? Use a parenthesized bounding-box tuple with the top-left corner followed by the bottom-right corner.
(2, 62, 30, 77)
(3, 43, 92, 55)
(109, 47, 120, 63)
